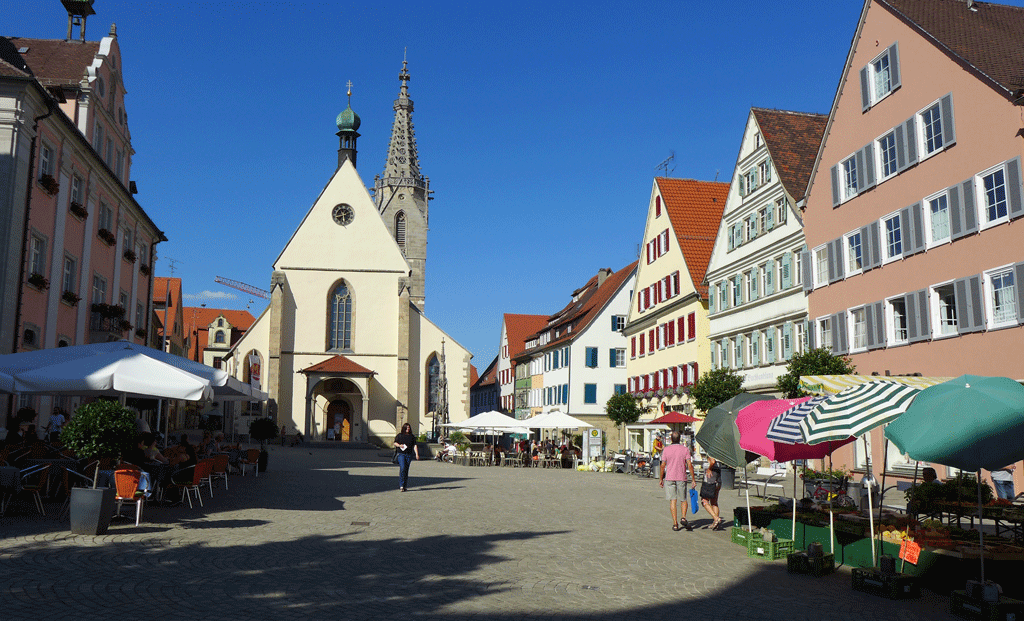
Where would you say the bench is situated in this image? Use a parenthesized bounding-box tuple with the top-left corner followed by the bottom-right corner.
(742, 465, 788, 499)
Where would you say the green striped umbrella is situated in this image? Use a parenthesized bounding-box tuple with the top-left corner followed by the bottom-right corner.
(798, 381, 921, 445)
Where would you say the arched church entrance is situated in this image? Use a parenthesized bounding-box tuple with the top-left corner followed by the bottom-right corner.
(326, 399, 353, 442)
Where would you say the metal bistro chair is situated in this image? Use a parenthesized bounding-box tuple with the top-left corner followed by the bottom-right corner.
(197, 459, 217, 498)
(239, 449, 260, 477)
(169, 461, 212, 509)
(209, 454, 230, 490)
(114, 469, 145, 526)
(17, 464, 50, 515)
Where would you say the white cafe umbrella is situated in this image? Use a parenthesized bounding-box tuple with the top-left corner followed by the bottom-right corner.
(440, 410, 519, 430)
(525, 410, 593, 429)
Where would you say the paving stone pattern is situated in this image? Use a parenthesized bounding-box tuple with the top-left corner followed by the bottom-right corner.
(0, 446, 960, 621)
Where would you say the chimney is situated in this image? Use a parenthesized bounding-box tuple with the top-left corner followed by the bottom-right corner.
(596, 268, 612, 288)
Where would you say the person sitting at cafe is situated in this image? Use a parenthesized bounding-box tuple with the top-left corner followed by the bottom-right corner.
(142, 433, 168, 464)
(197, 431, 215, 457)
(123, 435, 149, 467)
(921, 467, 939, 484)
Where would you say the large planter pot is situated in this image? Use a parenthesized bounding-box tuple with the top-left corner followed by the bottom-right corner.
(258, 449, 268, 472)
(70, 487, 116, 535)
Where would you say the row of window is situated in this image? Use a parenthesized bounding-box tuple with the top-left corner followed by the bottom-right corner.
(738, 158, 773, 197)
(833, 93, 955, 206)
(814, 262, 1024, 354)
(627, 362, 699, 394)
(636, 271, 681, 313)
(584, 347, 626, 369)
(645, 229, 670, 264)
(630, 312, 698, 359)
(726, 197, 790, 252)
(709, 250, 801, 314)
(810, 157, 1024, 289)
(711, 321, 807, 371)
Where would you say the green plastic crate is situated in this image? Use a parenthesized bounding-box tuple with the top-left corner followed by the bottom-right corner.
(748, 537, 795, 560)
(730, 526, 762, 547)
(787, 551, 835, 576)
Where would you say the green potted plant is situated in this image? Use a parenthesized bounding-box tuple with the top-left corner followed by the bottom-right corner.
(60, 400, 136, 535)
(27, 272, 49, 290)
(249, 417, 279, 472)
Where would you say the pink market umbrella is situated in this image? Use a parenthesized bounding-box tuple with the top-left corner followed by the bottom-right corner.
(737, 398, 855, 462)
(736, 398, 856, 552)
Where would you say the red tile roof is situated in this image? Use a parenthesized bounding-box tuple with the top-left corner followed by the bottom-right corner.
(881, 0, 1024, 95)
(656, 178, 729, 299)
(520, 262, 638, 355)
(153, 277, 182, 334)
(472, 355, 498, 388)
(751, 109, 827, 200)
(503, 314, 549, 362)
(183, 307, 257, 331)
(6, 37, 101, 86)
(301, 355, 376, 376)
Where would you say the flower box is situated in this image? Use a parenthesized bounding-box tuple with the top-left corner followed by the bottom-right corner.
(69, 201, 88, 219)
(38, 174, 59, 195)
(62, 290, 81, 306)
(123, 249, 137, 263)
(117, 319, 132, 332)
(134, 328, 147, 339)
(139, 263, 152, 276)
(97, 228, 116, 246)
(91, 302, 125, 319)
(27, 272, 49, 290)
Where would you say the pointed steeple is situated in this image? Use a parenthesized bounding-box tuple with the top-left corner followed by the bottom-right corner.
(375, 54, 431, 310)
(335, 80, 360, 169)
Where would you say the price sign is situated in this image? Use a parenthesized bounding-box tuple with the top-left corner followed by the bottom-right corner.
(899, 539, 921, 565)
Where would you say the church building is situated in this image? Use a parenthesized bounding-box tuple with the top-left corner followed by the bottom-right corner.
(224, 62, 472, 444)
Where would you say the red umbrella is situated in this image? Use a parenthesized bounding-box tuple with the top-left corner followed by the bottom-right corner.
(650, 412, 700, 425)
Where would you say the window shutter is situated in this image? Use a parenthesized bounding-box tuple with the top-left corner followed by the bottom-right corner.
(766, 207, 775, 230)
(644, 288, 651, 309)
(708, 285, 716, 313)
(827, 241, 837, 283)
(655, 195, 661, 217)
(736, 334, 745, 367)
(905, 292, 922, 342)
(646, 243, 652, 265)
(806, 319, 816, 349)
(782, 322, 793, 360)
(955, 275, 985, 334)
(899, 205, 915, 257)
(958, 178, 978, 239)
(688, 313, 696, 340)
(831, 165, 841, 207)
(782, 252, 793, 289)
(692, 362, 698, 382)
(866, 303, 878, 349)
(750, 269, 758, 300)
(671, 366, 678, 388)
(766, 259, 775, 294)
(914, 289, 930, 342)
(767, 330, 777, 363)
(752, 331, 760, 366)
(631, 336, 636, 358)
(662, 230, 670, 254)
(710, 344, 717, 370)
(861, 143, 876, 190)
(1006, 157, 1024, 220)
(903, 116, 918, 168)
(858, 226, 873, 272)
(672, 271, 680, 297)
(609, 348, 616, 368)
(1015, 262, 1024, 324)
(860, 66, 871, 111)
(833, 312, 849, 355)
(940, 93, 955, 147)
(739, 175, 746, 197)
(752, 168, 759, 190)
(855, 147, 869, 192)
(868, 222, 882, 270)
(910, 202, 925, 254)
(648, 329, 655, 353)
(887, 42, 901, 92)
(801, 250, 813, 293)
(873, 301, 886, 348)
(895, 123, 907, 172)
(723, 338, 730, 367)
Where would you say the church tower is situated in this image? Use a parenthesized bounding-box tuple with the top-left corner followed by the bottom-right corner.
(336, 81, 360, 169)
(374, 58, 431, 310)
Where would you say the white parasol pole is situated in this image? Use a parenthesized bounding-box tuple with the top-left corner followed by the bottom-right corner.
(867, 478, 877, 566)
(977, 469, 985, 584)
(829, 508, 835, 555)
(746, 488, 753, 533)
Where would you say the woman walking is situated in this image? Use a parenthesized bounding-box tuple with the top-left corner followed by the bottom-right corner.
(699, 454, 724, 530)
(393, 423, 419, 492)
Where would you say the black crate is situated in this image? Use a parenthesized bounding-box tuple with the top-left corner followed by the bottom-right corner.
(950, 590, 1024, 621)
(851, 567, 920, 600)
(788, 551, 835, 577)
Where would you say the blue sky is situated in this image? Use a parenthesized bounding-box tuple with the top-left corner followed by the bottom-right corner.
(12, 0, 1011, 368)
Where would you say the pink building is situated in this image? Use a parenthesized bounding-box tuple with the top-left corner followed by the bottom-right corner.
(1, 8, 165, 427)
(801, 0, 1024, 487)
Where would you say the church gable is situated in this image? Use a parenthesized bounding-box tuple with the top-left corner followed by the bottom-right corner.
(274, 159, 409, 273)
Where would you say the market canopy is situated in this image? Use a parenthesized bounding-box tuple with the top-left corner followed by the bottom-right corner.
(799, 375, 953, 395)
(765, 396, 828, 444)
(798, 381, 920, 445)
(649, 412, 700, 425)
(694, 393, 774, 468)
(737, 398, 854, 462)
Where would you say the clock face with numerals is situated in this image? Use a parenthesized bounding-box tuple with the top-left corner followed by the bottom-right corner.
(332, 204, 354, 226)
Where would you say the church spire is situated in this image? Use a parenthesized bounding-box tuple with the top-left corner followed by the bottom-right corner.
(335, 80, 360, 170)
(375, 54, 431, 310)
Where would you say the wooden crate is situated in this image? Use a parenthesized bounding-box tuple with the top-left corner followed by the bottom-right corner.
(949, 590, 1024, 621)
(851, 567, 920, 600)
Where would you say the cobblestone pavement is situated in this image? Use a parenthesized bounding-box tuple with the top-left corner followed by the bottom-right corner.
(0, 446, 961, 621)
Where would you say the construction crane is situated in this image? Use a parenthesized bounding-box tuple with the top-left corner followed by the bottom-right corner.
(214, 276, 270, 300)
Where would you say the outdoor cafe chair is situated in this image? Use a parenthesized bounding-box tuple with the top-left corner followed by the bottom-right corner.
(114, 469, 145, 526)
(209, 454, 229, 490)
(168, 461, 211, 509)
(239, 449, 260, 477)
(18, 464, 50, 515)
(0, 465, 20, 516)
(197, 459, 216, 498)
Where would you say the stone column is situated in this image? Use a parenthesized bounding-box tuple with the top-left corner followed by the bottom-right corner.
(267, 271, 286, 422)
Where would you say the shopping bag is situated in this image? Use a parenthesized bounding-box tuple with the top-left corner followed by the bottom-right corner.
(689, 486, 699, 513)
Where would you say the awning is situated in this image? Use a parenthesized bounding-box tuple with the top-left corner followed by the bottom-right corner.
(625, 423, 671, 431)
(799, 375, 953, 395)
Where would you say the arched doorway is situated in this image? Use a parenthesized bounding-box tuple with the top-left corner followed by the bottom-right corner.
(326, 399, 353, 441)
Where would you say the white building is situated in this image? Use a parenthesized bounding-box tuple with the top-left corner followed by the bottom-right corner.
(705, 108, 827, 392)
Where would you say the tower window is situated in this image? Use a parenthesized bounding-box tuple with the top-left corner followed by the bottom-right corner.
(395, 211, 407, 253)
(214, 330, 226, 344)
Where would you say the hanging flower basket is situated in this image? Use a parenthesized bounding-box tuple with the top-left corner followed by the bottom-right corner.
(97, 228, 116, 246)
(62, 290, 81, 306)
(139, 263, 152, 276)
(69, 201, 88, 219)
(122, 249, 137, 263)
(38, 174, 59, 195)
(91, 302, 125, 319)
(27, 272, 49, 290)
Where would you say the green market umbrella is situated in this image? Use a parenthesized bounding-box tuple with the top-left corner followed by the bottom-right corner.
(799, 381, 920, 445)
(885, 375, 1024, 584)
(695, 393, 775, 469)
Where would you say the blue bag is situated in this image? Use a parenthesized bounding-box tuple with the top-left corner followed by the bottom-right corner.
(689, 486, 700, 514)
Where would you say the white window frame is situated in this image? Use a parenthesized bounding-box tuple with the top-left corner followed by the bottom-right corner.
(794, 322, 805, 356)
(985, 265, 1018, 330)
(924, 189, 951, 247)
(29, 234, 47, 276)
(917, 99, 946, 159)
(733, 337, 744, 369)
(844, 231, 863, 277)
(757, 207, 768, 235)
(62, 255, 76, 293)
(613, 348, 625, 368)
(70, 175, 82, 204)
(759, 159, 772, 185)
(39, 143, 54, 178)
(92, 274, 107, 304)
(876, 130, 898, 182)
(757, 264, 767, 297)
(887, 296, 908, 346)
(818, 316, 832, 353)
(99, 203, 113, 231)
(744, 271, 752, 303)
(881, 211, 903, 263)
(813, 245, 828, 288)
(793, 250, 803, 287)
(931, 282, 958, 339)
(849, 307, 867, 352)
(775, 197, 788, 226)
(868, 47, 895, 105)
(841, 155, 858, 202)
(978, 163, 1010, 230)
